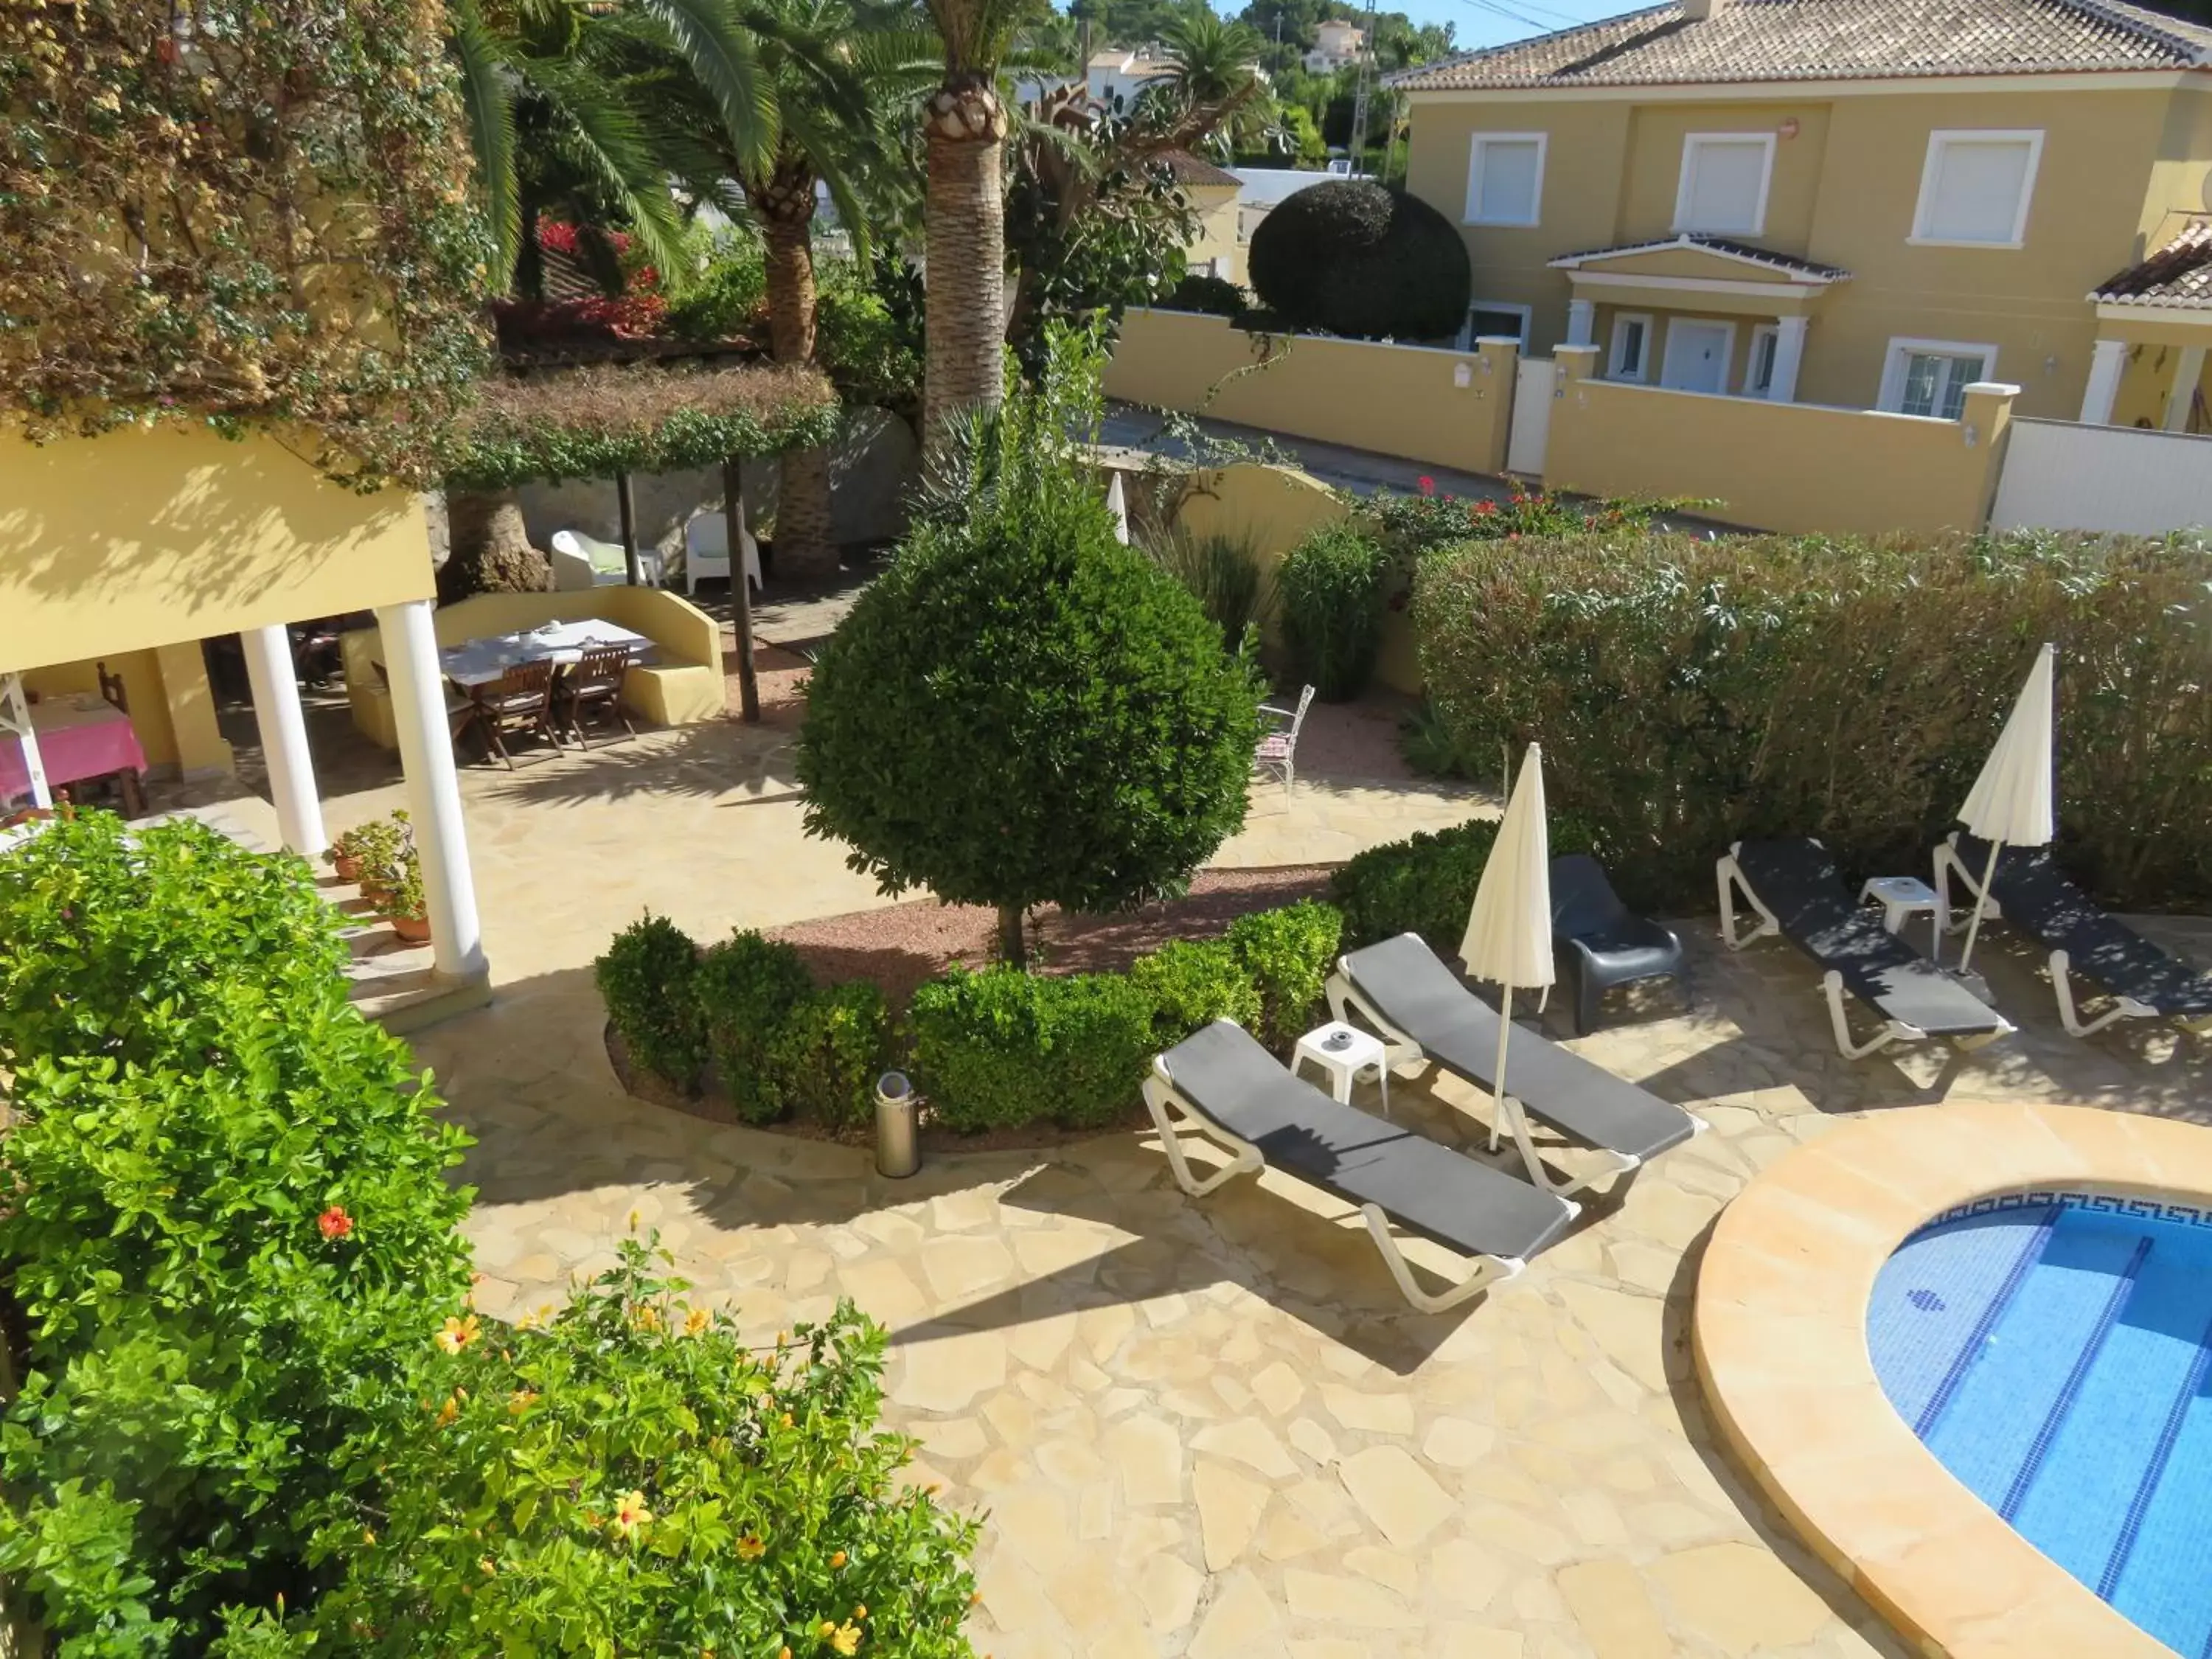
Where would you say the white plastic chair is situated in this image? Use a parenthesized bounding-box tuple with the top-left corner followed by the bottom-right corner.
(682, 513, 762, 597)
(549, 528, 662, 589)
(1254, 684, 1315, 803)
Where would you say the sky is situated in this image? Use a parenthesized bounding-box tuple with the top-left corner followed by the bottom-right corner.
(1403, 0, 1620, 50)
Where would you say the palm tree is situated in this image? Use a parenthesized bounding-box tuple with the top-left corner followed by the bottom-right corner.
(915, 0, 1040, 453)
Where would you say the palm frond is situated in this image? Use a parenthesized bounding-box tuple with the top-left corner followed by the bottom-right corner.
(520, 50, 689, 276)
(630, 0, 781, 177)
(451, 0, 523, 282)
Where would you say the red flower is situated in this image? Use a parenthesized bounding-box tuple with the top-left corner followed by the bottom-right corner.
(318, 1206, 355, 1241)
(1416, 475, 1436, 497)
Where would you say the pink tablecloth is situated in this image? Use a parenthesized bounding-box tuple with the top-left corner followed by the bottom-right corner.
(0, 696, 148, 798)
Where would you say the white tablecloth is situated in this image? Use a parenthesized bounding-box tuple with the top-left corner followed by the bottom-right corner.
(439, 621, 653, 689)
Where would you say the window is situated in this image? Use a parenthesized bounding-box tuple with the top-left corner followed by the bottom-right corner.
(1911, 131, 2042, 247)
(1743, 324, 1780, 396)
(1879, 338, 1997, 420)
(1464, 303, 1532, 348)
(1673, 134, 1775, 237)
(1608, 313, 1652, 382)
(1466, 133, 1547, 227)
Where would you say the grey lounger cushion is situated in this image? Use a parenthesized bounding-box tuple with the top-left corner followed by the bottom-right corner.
(1734, 838, 2006, 1037)
(1955, 833, 2212, 1018)
(1159, 1020, 1576, 1263)
(1340, 933, 1699, 1164)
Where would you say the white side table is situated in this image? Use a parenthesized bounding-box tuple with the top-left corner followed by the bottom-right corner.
(1291, 1021, 1390, 1112)
(1859, 874, 1938, 935)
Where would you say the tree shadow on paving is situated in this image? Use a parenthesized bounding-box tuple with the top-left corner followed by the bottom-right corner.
(1656, 1222, 1916, 1659)
(473, 717, 800, 807)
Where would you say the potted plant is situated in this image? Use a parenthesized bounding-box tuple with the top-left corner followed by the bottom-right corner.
(377, 852, 431, 943)
(326, 810, 411, 892)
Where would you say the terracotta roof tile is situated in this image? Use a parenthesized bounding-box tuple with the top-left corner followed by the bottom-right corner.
(2091, 221, 2212, 306)
(1390, 0, 2211, 91)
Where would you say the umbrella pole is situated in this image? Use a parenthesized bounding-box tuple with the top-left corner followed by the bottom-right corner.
(1957, 839, 2005, 975)
(1489, 983, 1511, 1152)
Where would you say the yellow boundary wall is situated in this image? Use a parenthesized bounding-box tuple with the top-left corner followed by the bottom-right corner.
(1106, 309, 1517, 478)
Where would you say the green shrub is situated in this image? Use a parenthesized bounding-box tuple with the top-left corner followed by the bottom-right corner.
(1163, 272, 1247, 318)
(765, 983, 892, 1132)
(1130, 939, 1262, 1043)
(909, 967, 1156, 1133)
(596, 913, 706, 1089)
(1278, 521, 1388, 700)
(1225, 900, 1343, 1049)
(1332, 818, 1597, 950)
(1245, 180, 1470, 341)
(1398, 697, 1495, 783)
(308, 1237, 978, 1657)
(696, 929, 815, 1124)
(1143, 525, 1271, 650)
(798, 352, 1263, 967)
(1414, 529, 2212, 912)
(0, 812, 476, 1652)
(664, 231, 768, 341)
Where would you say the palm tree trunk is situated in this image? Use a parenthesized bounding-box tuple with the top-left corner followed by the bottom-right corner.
(757, 162, 838, 579)
(922, 74, 1007, 461)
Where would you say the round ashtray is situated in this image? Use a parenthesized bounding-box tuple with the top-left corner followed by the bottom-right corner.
(1321, 1030, 1353, 1051)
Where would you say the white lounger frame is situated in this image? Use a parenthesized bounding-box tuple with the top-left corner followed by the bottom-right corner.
(1141, 1060, 1538, 1314)
(1322, 967, 1702, 1197)
(1931, 835, 2211, 1040)
(1717, 844, 2011, 1061)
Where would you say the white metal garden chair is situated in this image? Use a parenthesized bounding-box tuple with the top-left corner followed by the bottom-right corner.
(1253, 684, 1315, 803)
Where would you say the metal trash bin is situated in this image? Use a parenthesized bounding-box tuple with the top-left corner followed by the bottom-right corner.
(874, 1071, 919, 1179)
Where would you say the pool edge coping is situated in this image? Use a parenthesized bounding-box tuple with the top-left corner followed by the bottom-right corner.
(1693, 1101, 2212, 1659)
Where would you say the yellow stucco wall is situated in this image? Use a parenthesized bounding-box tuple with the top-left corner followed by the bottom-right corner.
(1543, 347, 2012, 534)
(18, 644, 234, 775)
(1405, 80, 2212, 420)
(0, 425, 436, 669)
(1186, 184, 1244, 285)
(1106, 309, 1517, 476)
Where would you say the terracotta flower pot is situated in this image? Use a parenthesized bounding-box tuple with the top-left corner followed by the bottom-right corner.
(389, 911, 432, 943)
(332, 854, 361, 882)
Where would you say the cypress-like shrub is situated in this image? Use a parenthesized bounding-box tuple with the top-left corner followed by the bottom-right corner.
(1413, 529, 2212, 912)
(1277, 521, 1390, 700)
(1247, 180, 1471, 341)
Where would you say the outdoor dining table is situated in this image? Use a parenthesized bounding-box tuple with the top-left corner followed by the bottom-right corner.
(0, 693, 149, 810)
(434, 619, 655, 688)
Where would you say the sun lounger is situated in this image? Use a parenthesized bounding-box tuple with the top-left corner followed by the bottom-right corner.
(1717, 838, 2013, 1060)
(1326, 933, 1704, 1196)
(1144, 1020, 1579, 1312)
(1935, 832, 2212, 1040)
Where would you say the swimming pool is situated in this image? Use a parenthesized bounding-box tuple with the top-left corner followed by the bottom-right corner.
(1868, 1192, 2212, 1658)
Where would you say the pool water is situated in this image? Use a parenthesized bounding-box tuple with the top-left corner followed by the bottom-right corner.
(1868, 1194, 2212, 1657)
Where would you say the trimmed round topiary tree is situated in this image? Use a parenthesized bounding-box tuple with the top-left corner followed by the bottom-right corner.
(796, 473, 1265, 966)
(1248, 180, 1472, 341)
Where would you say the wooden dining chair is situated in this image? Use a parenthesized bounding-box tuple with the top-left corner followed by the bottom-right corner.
(560, 644, 635, 748)
(467, 660, 561, 769)
(96, 661, 128, 713)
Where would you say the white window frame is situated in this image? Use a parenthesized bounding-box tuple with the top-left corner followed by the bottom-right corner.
(1909, 130, 2044, 249)
(1464, 132, 1548, 228)
(1659, 317, 1739, 394)
(1877, 336, 2000, 417)
(1742, 322, 1781, 396)
(1460, 301, 1534, 350)
(1607, 312, 1654, 382)
(1672, 133, 1777, 238)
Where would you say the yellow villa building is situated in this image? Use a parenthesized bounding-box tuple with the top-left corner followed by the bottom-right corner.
(1391, 0, 2212, 431)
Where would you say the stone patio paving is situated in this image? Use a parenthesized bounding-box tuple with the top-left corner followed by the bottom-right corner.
(203, 651, 2212, 1659)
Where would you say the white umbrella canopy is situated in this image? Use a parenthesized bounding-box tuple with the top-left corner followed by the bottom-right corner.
(1458, 745, 1557, 1184)
(1953, 641, 2058, 973)
(1105, 473, 1131, 545)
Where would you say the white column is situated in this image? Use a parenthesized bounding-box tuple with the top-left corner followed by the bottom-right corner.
(241, 623, 326, 857)
(1, 673, 50, 810)
(375, 599, 487, 981)
(2162, 345, 2205, 432)
(1565, 298, 1596, 348)
(1767, 315, 1809, 403)
(2079, 338, 2129, 426)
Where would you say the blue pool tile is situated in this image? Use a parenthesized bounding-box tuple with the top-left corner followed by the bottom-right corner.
(1868, 1207, 2055, 1430)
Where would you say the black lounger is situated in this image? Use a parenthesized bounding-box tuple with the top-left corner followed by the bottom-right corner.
(1327, 933, 1703, 1196)
(1936, 832, 2212, 1039)
(1718, 837, 2013, 1059)
(1144, 1020, 1579, 1312)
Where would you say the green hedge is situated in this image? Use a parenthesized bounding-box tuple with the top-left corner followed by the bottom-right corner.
(1332, 818, 1596, 951)
(1278, 521, 1389, 701)
(909, 967, 1157, 1134)
(1224, 900, 1342, 1050)
(1413, 529, 2212, 911)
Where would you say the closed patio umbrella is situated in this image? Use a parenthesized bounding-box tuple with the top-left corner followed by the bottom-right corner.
(1458, 744, 1555, 1183)
(1105, 473, 1130, 545)
(1952, 641, 2057, 975)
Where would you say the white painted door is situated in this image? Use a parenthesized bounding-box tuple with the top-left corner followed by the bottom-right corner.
(1660, 321, 1733, 395)
(1507, 356, 1554, 476)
